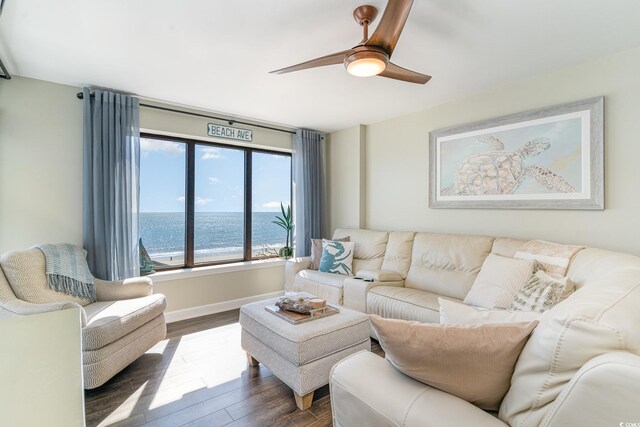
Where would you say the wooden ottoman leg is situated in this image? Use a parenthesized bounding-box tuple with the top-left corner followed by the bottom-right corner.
(294, 391, 314, 411)
(246, 352, 260, 367)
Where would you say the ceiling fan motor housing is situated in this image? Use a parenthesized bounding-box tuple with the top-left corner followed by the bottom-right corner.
(344, 48, 389, 77)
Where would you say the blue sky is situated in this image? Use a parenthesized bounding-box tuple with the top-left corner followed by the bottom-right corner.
(139, 138, 291, 213)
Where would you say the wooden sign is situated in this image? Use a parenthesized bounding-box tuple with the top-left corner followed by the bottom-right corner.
(207, 123, 253, 142)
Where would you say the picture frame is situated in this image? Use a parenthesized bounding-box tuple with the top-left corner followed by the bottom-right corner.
(429, 96, 604, 210)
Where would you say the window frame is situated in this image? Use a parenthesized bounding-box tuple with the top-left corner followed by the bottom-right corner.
(140, 132, 292, 271)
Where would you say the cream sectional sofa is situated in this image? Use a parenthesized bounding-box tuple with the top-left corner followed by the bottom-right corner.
(285, 229, 640, 426)
(285, 228, 523, 324)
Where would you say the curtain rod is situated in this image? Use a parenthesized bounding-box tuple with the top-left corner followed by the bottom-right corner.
(76, 91, 297, 136)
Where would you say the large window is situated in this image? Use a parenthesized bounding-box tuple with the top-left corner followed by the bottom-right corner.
(139, 134, 292, 270)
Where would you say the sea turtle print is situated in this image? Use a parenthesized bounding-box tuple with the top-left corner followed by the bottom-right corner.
(441, 135, 576, 196)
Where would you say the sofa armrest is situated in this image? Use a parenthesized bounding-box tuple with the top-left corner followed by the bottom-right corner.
(356, 270, 403, 282)
(343, 277, 404, 313)
(331, 351, 506, 427)
(0, 300, 86, 327)
(284, 257, 311, 292)
(539, 352, 640, 427)
(95, 277, 153, 301)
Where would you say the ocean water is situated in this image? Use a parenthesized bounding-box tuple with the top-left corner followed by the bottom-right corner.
(140, 212, 289, 261)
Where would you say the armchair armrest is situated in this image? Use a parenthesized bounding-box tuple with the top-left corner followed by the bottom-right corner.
(95, 277, 153, 301)
(0, 300, 86, 327)
(356, 270, 403, 282)
(540, 352, 640, 427)
(343, 276, 404, 313)
(284, 257, 311, 293)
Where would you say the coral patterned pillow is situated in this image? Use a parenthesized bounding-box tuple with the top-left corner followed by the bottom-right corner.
(318, 240, 355, 275)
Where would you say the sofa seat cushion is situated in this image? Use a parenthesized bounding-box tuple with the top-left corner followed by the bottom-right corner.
(294, 270, 349, 304)
(367, 286, 460, 324)
(82, 294, 166, 350)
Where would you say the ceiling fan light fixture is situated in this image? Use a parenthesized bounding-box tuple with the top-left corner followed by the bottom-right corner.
(344, 51, 388, 77)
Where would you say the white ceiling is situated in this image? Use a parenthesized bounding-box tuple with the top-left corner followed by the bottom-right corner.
(1, 0, 640, 132)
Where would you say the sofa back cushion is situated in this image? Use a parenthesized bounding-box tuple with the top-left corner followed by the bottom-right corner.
(405, 233, 495, 299)
(499, 248, 640, 426)
(0, 249, 92, 306)
(381, 231, 416, 278)
(333, 228, 388, 273)
(491, 237, 528, 257)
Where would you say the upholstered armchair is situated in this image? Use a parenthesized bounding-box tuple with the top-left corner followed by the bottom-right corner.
(0, 248, 167, 389)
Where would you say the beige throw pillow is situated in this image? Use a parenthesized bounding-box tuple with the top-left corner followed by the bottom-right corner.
(464, 253, 536, 309)
(514, 239, 584, 277)
(309, 236, 349, 270)
(439, 298, 540, 325)
(370, 315, 538, 410)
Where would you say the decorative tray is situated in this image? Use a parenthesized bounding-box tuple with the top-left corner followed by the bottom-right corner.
(265, 304, 340, 325)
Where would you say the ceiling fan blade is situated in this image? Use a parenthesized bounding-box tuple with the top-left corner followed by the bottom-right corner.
(366, 0, 414, 56)
(379, 62, 431, 84)
(270, 50, 353, 74)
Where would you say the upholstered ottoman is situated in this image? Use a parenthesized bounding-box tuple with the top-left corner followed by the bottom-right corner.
(240, 295, 371, 410)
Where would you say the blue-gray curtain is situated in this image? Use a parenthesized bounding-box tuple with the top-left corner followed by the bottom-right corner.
(83, 87, 140, 280)
(293, 129, 327, 256)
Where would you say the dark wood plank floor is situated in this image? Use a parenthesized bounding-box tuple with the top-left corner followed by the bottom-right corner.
(85, 309, 384, 427)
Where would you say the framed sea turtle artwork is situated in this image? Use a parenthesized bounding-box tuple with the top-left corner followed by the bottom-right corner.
(429, 96, 604, 209)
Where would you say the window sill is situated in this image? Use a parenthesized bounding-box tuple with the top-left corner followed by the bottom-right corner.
(149, 258, 287, 283)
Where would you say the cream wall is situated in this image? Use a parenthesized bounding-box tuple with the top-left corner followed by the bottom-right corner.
(0, 76, 290, 315)
(330, 46, 640, 255)
(327, 124, 366, 234)
(140, 100, 292, 151)
(0, 76, 84, 252)
(153, 266, 284, 313)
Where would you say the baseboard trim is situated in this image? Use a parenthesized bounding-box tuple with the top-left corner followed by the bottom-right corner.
(164, 290, 284, 323)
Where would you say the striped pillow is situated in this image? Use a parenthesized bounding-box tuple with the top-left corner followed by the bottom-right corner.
(509, 270, 570, 313)
(514, 240, 584, 277)
(464, 254, 536, 309)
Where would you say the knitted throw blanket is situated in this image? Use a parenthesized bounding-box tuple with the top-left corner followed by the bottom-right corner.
(36, 244, 96, 302)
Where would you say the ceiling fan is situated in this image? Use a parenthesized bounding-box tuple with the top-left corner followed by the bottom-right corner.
(270, 0, 430, 84)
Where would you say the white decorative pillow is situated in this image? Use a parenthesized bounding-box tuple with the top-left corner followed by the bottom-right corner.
(318, 240, 355, 275)
(509, 270, 572, 313)
(514, 239, 584, 277)
(464, 254, 536, 309)
(439, 298, 540, 325)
